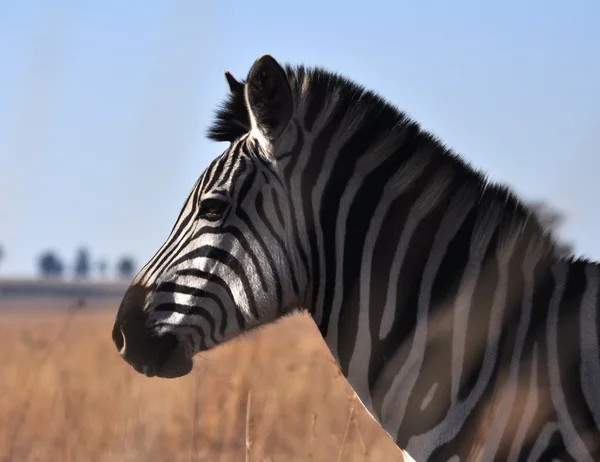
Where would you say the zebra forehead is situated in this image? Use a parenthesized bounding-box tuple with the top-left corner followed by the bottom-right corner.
(199, 141, 246, 188)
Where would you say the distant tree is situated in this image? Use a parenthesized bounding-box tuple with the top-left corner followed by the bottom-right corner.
(97, 260, 108, 279)
(529, 201, 573, 257)
(530, 201, 566, 230)
(69, 298, 86, 313)
(554, 241, 574, 257)
(0, 244, 4, 271)
(38, 250, 65, 278)
(74, 247, 91, 279)
(116, 256, 136, 279)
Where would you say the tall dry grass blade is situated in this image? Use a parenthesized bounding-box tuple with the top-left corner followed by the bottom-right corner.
(249, 385, 279, 459)
(189, 366, 200, 462)
(351, 412, 367, 455)
(245, 389, 252, 462)
(307, 412, 318, 460)
(336, 407, 354, 462)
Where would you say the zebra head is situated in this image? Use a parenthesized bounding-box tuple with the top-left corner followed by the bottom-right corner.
(112, 54, 305, 378)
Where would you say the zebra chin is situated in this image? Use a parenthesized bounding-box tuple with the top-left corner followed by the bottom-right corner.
(112, 286, 194, 379)
(131, 332, 193, 379)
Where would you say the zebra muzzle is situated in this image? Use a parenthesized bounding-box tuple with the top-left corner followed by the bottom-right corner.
(112, 286, 194, 379)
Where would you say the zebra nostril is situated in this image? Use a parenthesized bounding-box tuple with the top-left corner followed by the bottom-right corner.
(112, 322, 126, 354)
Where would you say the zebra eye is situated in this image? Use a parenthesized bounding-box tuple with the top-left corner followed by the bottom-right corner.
(199, 198, 229, 221)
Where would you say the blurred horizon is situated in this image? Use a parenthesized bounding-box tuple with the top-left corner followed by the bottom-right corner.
(1, 0, 599, 278)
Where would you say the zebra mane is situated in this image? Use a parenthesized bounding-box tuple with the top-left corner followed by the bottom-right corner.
(206, 62, 573, 260)
(207, 75, 250, 142)
(207, 64, 378, 143)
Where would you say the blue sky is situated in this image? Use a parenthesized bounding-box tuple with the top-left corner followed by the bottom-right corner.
(0, 0, 599, 277)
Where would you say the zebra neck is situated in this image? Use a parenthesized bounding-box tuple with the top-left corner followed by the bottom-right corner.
(276, 67, 600, 459)
(303, 158, 600, 458)
(297, 126, 564, 419)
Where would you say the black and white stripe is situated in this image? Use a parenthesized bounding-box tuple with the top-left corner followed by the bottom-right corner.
(112, 54, 600, 461)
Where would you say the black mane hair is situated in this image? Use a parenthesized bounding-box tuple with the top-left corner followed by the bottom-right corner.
(207, 76, 250, 142)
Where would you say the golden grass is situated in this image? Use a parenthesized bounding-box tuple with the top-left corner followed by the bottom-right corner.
(0, 301, 403, 461)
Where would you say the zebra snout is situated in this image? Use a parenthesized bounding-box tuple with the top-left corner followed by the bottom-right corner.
(112, 286, 194, 379)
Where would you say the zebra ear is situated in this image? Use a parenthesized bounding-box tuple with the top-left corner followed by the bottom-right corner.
(244, 54, 293, 141)
(224, 70, 244, 95)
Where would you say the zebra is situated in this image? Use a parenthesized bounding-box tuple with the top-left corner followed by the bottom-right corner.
(111, 54, 600, 461)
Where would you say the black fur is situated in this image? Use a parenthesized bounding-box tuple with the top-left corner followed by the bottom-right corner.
(207, 74, 249, 142)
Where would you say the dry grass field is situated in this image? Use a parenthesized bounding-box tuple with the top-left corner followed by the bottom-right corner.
(0, 300, 403, 462)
